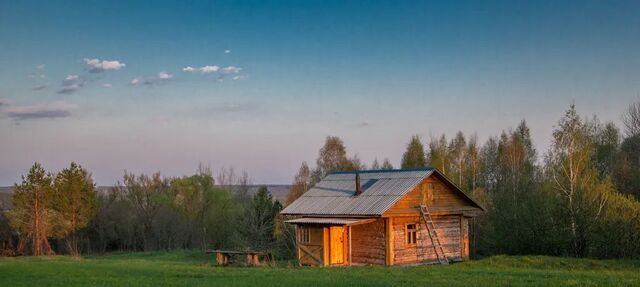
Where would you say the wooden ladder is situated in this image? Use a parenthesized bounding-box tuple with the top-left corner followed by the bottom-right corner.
(419, 204, 449, 265)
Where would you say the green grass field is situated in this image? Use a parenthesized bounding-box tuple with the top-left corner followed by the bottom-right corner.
(0, 251, 639, 286)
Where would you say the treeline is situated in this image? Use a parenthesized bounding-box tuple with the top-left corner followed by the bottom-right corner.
(1, 102, 639, 260)
(286, 102, 640, 259)
(0, 165, 292, 258)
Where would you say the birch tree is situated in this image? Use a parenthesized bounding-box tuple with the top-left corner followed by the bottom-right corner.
(449, 132, 467, 187)
(427, 135, 449, 174)
(622, 100, 640, 137)
(285, 162, 312, 205)
(545, 105, 607, 257)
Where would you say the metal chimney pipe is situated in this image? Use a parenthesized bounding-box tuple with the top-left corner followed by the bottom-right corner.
(355, 172, 362, 196)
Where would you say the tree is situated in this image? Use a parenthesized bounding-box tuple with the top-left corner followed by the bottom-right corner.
(217, 167, 252, 207)
(491, 121, 544, 255)
(427, 135, 449, 174)
(346, 154, 366, 171)
(240, 186, 282, 251)
(401, 135, 426, 169)
(169, 169, 217, 250)
(371, 158, 394, 170)
(371, 158, 380, 170)
(312, 136, 354, 183)
(614, 135, 640, 199)
(592, 121, 620, 179)
(448, 132, 467, 187)
(7, 163, 56, 256)
(479, 136, 499, 191)
(381, 158, 394, 170)
(53, 162, 97, 256)
(545, 105, 607, 257)
(113, 172, 168, 251)
(465, 134, 480, 192)
(285, 162, 312, 205)
(622, 100, 640, 137)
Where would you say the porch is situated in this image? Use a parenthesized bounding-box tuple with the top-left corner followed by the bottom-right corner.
(285, 217, 386, 266)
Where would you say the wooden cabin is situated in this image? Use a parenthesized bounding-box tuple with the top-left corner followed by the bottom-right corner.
(280, 168, 483, 266)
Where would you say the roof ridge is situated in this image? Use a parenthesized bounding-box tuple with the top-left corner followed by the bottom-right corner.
(331, 167, 434, 174)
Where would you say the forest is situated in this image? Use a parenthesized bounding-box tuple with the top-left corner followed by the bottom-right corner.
(1, 102, 639, 260)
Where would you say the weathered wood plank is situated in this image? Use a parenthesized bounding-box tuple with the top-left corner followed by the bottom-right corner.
(386, 217, 394, 266)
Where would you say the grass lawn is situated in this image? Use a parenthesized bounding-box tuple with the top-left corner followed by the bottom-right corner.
(0, 251, 639, 286)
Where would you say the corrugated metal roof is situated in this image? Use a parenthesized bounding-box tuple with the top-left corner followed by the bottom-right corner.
(285, 217, 376, 225)
(281, 169, 434, 216)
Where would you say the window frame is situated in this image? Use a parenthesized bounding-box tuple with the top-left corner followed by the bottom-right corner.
(298, 225, 311, 243)
(406, 223, 418, 245)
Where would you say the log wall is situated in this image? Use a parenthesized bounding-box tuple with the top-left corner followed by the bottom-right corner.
(351, 219, 386, 265)
(392, 215, 464, 265)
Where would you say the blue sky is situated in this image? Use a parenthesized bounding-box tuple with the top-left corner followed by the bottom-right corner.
(1, 0, 639, 185)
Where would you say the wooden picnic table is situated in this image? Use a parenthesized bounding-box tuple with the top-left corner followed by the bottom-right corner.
(205, 249, 270, 266)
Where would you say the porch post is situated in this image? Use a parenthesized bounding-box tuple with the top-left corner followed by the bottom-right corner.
(295, 225, 300, 264)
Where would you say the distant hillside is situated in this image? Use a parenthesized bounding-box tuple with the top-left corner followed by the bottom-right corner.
(0, 185, 291, 210)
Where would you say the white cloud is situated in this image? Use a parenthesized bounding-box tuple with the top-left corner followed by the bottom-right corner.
(221, 65, 242, 74)
(64, 75, 79, 83)
(200, 65, 219, 73)
(157, 72, 173, 80)
(0, 98, 10, 107)
(102, 83, 112, 88)
(36, 64, 45, 70)
(130, 72, 173, 86)
(224, 50, 231, 54)
(183, 65, 220, 74)
(84, 58, 126, 73)
(5, 101, 78, 120)
(58, 75, 85, 94)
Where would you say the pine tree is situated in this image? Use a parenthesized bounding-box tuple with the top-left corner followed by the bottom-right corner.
(241, 186, 282, 250)
(53, 162, 97, 256)
(401, 135, 426, 169)
(7, 163, 56, 255)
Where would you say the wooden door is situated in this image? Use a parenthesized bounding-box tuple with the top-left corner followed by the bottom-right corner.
(329, 226, 344, 265)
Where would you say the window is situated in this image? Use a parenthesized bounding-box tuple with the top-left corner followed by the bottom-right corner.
(406, 224, 417, 245)
(298, 226, 311, 243)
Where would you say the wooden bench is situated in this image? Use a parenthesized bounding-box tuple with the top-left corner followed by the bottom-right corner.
(205, 250, 270, 266)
